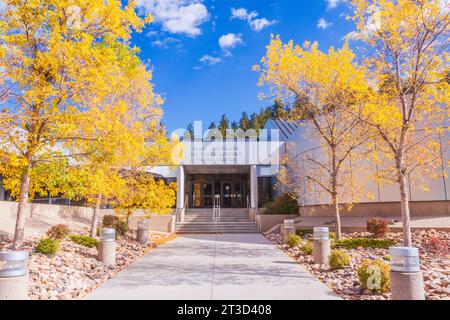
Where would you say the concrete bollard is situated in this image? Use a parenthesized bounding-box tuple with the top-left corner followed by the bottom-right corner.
(313, 240, 331, 265)
(0, 251, 29, 300)
(389, 247, 425, 300)
(282, 219, 295, 239)
(137, 220, 149, 245)
(98, 228, 116, 267)
(313, 227, 331, 265)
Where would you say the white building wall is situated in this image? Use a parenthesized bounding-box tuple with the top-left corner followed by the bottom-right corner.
(280, 121, 449, 206)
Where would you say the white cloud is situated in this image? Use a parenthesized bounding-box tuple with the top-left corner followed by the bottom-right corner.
(317, 18, 333, 29)
(146, 30, 158, 37)
(249, 17, 276, 32)
(326, 0, 341, 9)
(199, 55, 222, 66)
(136, 0, 209, 38)
(230, 7, 276, 32)
(231, 7, 248, 20)
(219, 33, 244, 50)
(151, 37, 181, 49)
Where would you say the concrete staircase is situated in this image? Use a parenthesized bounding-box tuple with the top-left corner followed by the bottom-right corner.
(175, 208, 259, 234)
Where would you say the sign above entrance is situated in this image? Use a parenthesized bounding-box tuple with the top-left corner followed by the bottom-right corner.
(176, 140, 283, 165)
(170, 122, 284, 166)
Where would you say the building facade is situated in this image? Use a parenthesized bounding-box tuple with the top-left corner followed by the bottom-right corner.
(151, 119, 450, 219)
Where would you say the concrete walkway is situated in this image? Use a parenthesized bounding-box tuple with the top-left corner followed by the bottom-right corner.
(87, 234, 341, 300)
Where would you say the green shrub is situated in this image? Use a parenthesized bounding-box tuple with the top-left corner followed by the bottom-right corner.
(263, 193, 298, 215)
(329, 232, 336, 240)
(333, 238, 395, 250)
(329, 250, 351, 270)
(46, 224, 70, 240)
(357, 259, 390, 293)
(70, 235, 99, 248)
(284, 234, 301, 247)
(36, 238, 60, 255)
(366, 218, 389, 238)
(296, 228, 313, 237)
(300, 241, 313, 255)
(382, 255, 390, 261)
(102, 215, 127, 237)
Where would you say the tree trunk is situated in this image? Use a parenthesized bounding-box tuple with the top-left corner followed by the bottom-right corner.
(126, 209, 132, 227)
(331, 145, 341, 240)
(12, 168, 31, 250)
(398, 172, 412, 247)
(90, 194, 102, 237)
(333, 194, 342, 240)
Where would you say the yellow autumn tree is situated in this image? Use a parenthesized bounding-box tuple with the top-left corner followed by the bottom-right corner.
(0, 0, 152, 249)
(350, 0, 449, 246)
(255, 38, 374, 239)
(112, 170, 176, 227)
(60, 41, 174, 237)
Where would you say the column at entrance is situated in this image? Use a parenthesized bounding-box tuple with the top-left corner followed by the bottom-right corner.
(176, 166, 185, 222)
(249, 165, 258, 222)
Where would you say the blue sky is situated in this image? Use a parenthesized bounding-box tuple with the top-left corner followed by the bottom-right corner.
(132, 0, 356, 133)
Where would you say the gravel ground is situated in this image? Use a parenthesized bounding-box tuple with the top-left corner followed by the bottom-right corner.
(266, 229, 450, 300)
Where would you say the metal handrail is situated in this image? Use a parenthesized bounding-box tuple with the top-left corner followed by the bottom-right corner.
(255, 207, 261, 233)
(213, 195, 221, 222)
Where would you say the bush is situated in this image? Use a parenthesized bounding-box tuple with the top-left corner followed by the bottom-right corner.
(36, 238, 60, 255)
(424, 236, 450, 256)
(333, 238, 395, 250)
(296, 228, 313, 237)
(284, 234, 301, 247)
(357, 259, 390, 293)
(366, 218, 389, 238)
(102, 215, 128, 237)
(300, 241, 313, 255)
(46, 224, 70, 240)
(263, 193, 298, 215)
(329, 232, 336, 240)
(329, 250, 351, 270)
(70, 235, 99, 248)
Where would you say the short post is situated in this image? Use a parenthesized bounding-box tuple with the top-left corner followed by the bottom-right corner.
(170, 214, 176, 234)
(0, 251, 29, 300)
(137, 220, 149, 245)
(389, 247, 425, 300)
(282, 219, 295, 239)
(98, 228, 116, 267)
(313, 227, 330, 265)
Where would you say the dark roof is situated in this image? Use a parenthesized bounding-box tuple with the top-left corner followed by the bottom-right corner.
(267, 119, 301, 140)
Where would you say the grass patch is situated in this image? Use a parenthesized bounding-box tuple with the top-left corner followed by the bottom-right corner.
(300, 241, 313, 255)
(70, 235, 99, 248)
(285, 234, 302, 247)
(36, 238, 60, 255)
(333, 237, 395, 250)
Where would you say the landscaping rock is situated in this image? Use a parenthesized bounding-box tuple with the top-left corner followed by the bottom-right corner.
(1, 228, 174, 300)
(266, 230, 450, 300)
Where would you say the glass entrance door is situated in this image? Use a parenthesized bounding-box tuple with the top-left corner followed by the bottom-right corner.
(191, 182, 214, 208)
(222, 182, 232, 208)
(202, 182, 213, 207)
(233, 182, 244, 208)
(188, 174, 248, 208)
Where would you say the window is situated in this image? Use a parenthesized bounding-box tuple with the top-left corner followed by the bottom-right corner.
(258, 177, 273, 206)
